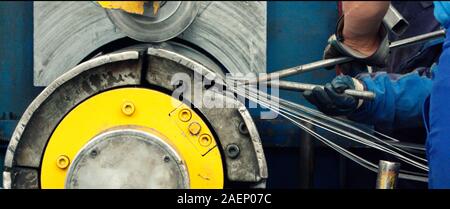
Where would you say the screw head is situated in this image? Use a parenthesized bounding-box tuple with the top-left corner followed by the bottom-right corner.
(198, 134, 212, 147)
(226, 144, 240, 159)
(188, 122, 202, 135)
(178, 109, 192, 122)
(56, 155, 70, 169)
(121, 102, 135, 116)
(238, 122, 249, 135)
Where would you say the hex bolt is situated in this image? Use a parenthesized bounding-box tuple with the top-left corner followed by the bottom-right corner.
(226, 144, 240, 159)
(178, 109, 192, 122)
(188, 122, 202, 135)
(238, 121, 249, 135)
(56, 155, 70, 169)
(198, 134, 212, 147)
(121, 102, 135, 116)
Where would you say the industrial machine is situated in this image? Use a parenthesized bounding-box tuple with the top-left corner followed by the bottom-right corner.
(1, 1, 431, 189)
(2, 1, 267, 189)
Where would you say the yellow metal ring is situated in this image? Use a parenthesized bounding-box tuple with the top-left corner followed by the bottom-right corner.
(40, 88, 223, 189)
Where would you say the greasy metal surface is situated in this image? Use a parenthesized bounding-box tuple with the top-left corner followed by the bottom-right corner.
(105, 1, 198, 42)
(66, 128, 189, 189)
(4, 51, 141, 188)
(4, 167, 39, 189)
(145, 44, 267, 184)
(33, 1, 266, 86)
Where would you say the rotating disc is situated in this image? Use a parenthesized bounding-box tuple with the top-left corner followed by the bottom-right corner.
(105, 1, 199, 42)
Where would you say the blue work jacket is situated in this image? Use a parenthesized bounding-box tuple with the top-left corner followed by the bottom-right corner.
(347, 1, 450, 188)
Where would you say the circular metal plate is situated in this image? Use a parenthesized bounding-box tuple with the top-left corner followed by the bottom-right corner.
(65, 128, 189, 189)
(105, 1, 199, 42)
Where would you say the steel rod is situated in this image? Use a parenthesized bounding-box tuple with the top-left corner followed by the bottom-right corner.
(246, 29, 446, 84)
(376, 160, 401, 189)
(268, 80, 376, 100)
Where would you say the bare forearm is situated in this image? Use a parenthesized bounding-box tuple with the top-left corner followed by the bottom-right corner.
(342, 1, 390, 55)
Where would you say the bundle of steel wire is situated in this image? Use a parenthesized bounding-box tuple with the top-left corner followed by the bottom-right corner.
(212, 80, 428, 182)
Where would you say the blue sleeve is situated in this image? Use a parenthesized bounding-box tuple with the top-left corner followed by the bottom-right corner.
(434, 1, 450, 28)
(347, 70, 432, 131)
(426, 28, 450, 189)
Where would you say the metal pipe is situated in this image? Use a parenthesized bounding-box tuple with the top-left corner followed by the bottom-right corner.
(376, 160, 401, 189)
(383, 4, 409, 36)
(299, 121, 315, 189)
(390, 28, 446, 49)
(268, 80, 376, 100)
(247, 29, 446, 85)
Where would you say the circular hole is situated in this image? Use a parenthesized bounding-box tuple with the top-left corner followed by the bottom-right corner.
(125, 104, 132, 112)
(163, 156, 170, 163)
(90, 150, 98, 158)
(238, 122, 249, 135)
(58, 158, 67, 165)
(201, 136, 209, 144)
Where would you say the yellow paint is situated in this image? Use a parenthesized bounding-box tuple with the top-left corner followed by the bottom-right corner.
(40, 88, 223, 189)
(170, 108, 217, 156)
(97, 1, 146, 15)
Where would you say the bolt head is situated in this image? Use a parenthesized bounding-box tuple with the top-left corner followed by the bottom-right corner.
(188, 122, 202, 135)
(226, 144, 240, 159)
(56, 155, 70, 169)
(178, 109, 192, 122)
(198, 134, 212, 147)
(122, 102, 135, 116)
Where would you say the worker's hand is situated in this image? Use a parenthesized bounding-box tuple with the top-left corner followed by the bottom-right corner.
(303, 75, 365, 116)
(323, 16, 390, 75)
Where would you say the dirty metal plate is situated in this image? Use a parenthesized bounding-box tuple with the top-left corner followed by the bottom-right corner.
(66, 129, 189, 189)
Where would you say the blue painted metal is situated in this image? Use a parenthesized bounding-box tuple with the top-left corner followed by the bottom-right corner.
(252, 1, 339, 147)
(0, 1, 44, 185)
(0, 1, 43, 135)
(257, 1, 342, 189)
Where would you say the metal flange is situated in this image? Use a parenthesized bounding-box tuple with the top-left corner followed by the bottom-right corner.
(3, 42, 267, 189)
